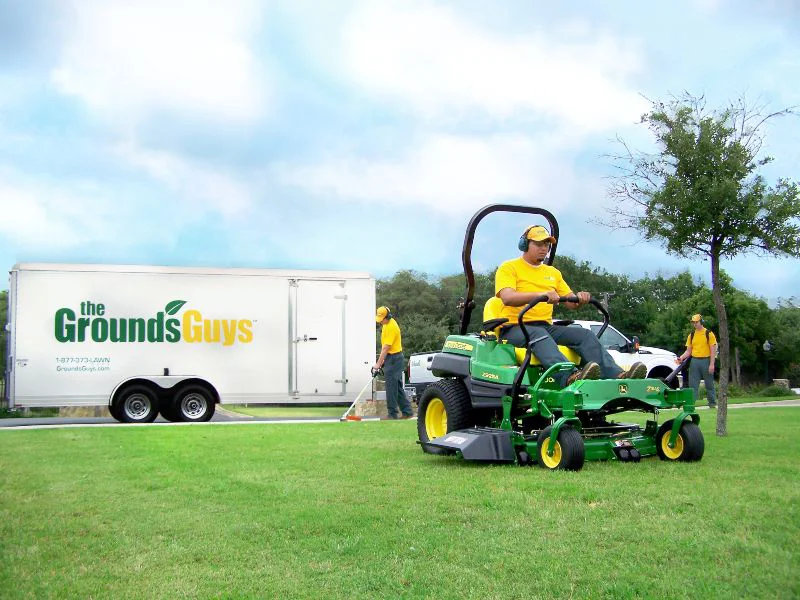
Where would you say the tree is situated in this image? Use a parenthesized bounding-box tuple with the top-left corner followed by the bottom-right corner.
(603, 93, 800, 435)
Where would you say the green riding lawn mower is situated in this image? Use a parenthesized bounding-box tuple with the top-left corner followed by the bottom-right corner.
(416, 204, 704, 471)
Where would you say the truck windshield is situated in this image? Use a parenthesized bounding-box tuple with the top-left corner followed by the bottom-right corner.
(589, 324, 629, 350)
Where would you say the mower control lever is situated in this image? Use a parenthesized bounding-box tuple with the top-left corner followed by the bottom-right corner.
(515, 294, 610, 349)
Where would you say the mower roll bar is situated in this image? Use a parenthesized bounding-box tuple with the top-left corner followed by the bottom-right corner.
(460, 204, 559, 335)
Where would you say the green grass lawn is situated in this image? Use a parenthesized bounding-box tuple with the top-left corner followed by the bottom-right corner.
(1, 408, 798, 599)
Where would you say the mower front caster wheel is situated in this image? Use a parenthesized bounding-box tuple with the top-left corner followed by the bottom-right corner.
(536, 425, 585, 471)
(656, 419, 704, 462)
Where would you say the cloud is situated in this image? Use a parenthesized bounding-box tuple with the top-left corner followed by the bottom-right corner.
(273, 133, 580, 214)
(115, 142, 253, 218)
(341, 0, 648, 130)
(50, 0, 268, 125)
(0, 175, 125, 248)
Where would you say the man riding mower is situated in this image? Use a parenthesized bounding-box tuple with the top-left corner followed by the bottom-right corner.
(415, 204, 704, 471)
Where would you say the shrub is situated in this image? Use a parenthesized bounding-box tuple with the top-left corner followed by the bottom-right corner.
(758, 385, 793, 397)
(726, 383, 747, 397)
(784, 363, 800, 388)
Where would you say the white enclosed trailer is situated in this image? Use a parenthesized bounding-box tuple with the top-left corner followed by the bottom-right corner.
(5, 263, 376, 422)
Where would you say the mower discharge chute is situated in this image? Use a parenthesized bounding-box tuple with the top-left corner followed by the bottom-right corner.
(416, 204, 704, 471)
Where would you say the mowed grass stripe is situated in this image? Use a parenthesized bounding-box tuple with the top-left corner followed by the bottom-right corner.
(1, 409, 798, 599)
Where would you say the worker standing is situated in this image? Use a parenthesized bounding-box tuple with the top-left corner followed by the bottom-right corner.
(374, 306, 414, 419)
(676, 314, 718, 408)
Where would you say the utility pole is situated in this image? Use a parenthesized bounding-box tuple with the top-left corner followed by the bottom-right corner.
(597, 292, 615, 311)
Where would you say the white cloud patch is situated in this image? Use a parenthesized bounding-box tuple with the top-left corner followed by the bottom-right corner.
(0, 176, 123, 248)
(115, 142, 253, 218)
(51, 0, 267, 124)
(342, 0, 648, 130)
(274, 133, 578, 214)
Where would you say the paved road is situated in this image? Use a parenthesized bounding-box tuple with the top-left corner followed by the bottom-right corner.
(1, 400, 797, 429)
(0, 407, 348, 429)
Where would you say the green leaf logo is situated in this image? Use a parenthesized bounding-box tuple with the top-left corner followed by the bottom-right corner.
(165, 300, 187, 315)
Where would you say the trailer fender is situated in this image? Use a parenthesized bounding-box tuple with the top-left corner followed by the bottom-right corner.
(108, 376, 219, 407)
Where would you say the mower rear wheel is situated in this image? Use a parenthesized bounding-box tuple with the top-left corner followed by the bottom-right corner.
(417, 379, 474, 454)
(656, 419, 704, 462)
(537, 425, 585, 471)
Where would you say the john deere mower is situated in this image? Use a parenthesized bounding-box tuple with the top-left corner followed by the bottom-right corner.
(416, 204, 704, 471)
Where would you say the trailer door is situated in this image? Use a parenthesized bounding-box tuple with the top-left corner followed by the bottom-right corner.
(292, 280, 346, 396)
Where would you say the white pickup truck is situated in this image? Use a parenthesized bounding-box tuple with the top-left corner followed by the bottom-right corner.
(408, 320, 681, 390)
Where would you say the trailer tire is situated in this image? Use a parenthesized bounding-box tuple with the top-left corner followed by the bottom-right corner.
(173, 385, 215, 422)
(417, 379, 474, 454)
(537, 425, 585, 471)
(656, 419, 704, 462)
(115, 385, 159, 423)
(159, 400, 181, 422)
(108, 401, 124, 423)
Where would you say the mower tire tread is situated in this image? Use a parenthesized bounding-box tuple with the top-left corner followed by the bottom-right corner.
(656, 419, 704, 462)
(536, 425, 585, 471)
(417, 379, 474, 454)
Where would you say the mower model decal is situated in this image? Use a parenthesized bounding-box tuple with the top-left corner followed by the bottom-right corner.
(646, 385, 662, 393)
(481, 372, 500, 380)
(444, 435, 467, 445)
(444, 340, 474, 351)
(618, 384, 629, 394)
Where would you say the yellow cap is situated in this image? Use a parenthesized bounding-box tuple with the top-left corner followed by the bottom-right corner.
(690, 314, 702, 322)
(525, 225, 556, 244)
(375, 306, 390, 323)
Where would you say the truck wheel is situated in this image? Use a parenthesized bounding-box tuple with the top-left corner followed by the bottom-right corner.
(417, 379, 473, 454)
(173, 385, 216, 422)
(656, 420, 704, 462)
(115, 385, 159, 423)
(537, 425, 585, 471)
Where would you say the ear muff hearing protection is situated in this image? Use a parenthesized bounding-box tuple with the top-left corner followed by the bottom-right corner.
(376, 306, 393, 322)
(518, 227, 533, 252)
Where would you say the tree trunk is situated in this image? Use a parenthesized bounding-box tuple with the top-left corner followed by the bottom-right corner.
(710, 251, 728, 436)
(734, 346, 741, 386)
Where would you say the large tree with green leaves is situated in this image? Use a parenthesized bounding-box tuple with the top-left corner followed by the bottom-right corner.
(604, 93, 800, 435)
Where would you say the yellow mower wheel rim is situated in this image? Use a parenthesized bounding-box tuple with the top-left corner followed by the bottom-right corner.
(425, 398, 447, 440)
(661, 431, 685, 460)
(540, 436, 563, 469)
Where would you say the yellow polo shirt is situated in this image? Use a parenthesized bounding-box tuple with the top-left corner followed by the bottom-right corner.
(380, 318, 403, 354)
(495, 257, 572, 324)
(685, 328, 717, 358)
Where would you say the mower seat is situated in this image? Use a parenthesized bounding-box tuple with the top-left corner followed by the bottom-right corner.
(482, 297, 580, 366)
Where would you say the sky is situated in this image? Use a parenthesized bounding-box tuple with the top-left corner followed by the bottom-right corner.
(1, 0, 799, 302)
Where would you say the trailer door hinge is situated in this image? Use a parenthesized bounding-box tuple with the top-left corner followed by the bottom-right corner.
(334, 295, 347, 299)
(335, 379, 348, 383)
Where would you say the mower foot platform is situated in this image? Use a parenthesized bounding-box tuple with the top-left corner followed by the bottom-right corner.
(419, 427, 516, 462)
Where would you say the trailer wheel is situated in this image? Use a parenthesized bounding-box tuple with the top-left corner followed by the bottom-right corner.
(656, 420, 704, 462)
(115, 385, 159, 423)
(173, 385, 215, 422)
(108, 401, 124, 423)
(159, 400, 181, 422)
(417, 379, 474, 454)
(537, 425, 585, 471)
